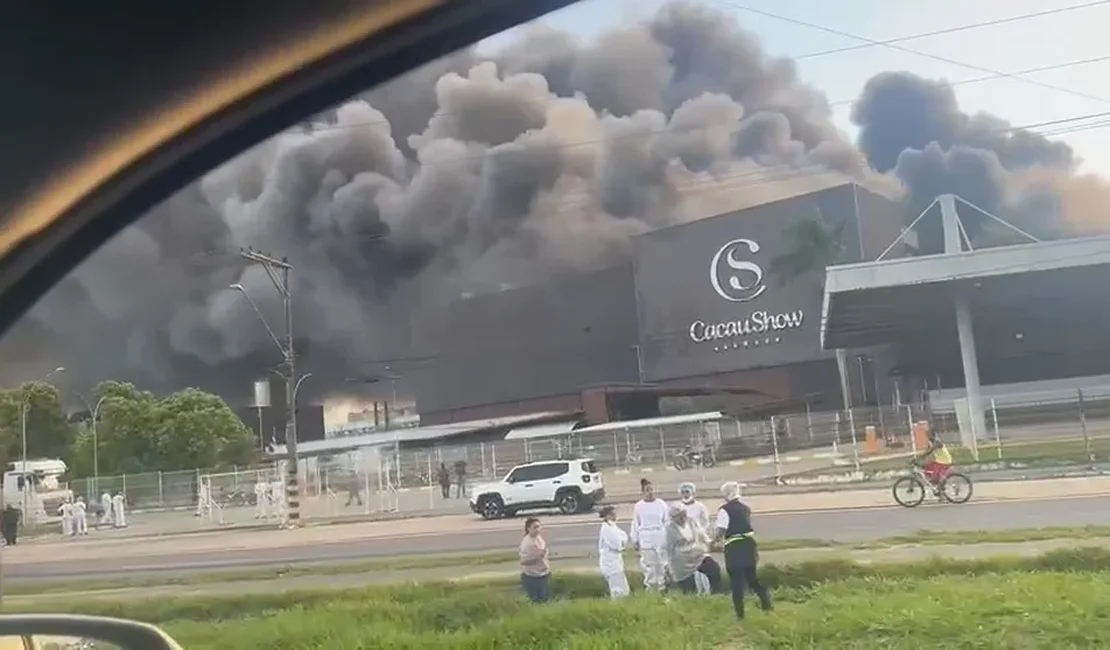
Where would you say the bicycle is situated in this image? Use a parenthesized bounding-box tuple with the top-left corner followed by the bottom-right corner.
(892, 458, 973, 508)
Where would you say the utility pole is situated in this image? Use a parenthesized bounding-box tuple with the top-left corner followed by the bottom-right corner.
(236, 248, 301, 527)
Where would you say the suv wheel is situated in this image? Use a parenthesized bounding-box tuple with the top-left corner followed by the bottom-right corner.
(478, 495, 505, 520)
(556, 490, 582, 515)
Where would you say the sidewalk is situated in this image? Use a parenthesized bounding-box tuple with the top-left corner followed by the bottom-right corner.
(11, 536, 1106, 603)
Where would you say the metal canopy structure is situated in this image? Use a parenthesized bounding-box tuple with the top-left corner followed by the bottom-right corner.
(821, 193, 1110, 444)
(822, 234, 1110, 349)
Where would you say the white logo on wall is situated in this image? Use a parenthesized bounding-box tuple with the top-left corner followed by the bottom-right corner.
(709, 238, 766, 302)
(688, 237, 805, 350)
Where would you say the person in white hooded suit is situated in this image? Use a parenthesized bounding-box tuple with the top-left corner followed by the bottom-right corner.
(676, 482, 710, 532)
(57, 498, 74, 536)
(73, 496, 89, 536)
(596, 505, 630, 599)
(630, 478, 669, 592)
(675, 481, 712, 593)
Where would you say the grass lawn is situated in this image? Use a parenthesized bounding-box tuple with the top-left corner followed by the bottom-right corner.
(15, 525, 1110, 597)
(21, 547, 1110, 649)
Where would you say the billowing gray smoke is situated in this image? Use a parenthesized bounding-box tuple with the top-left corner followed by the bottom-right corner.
(851, 71, 1100, 248)
(3, 1, 1105, 403)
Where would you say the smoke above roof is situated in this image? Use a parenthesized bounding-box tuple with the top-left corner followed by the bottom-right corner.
(4, 0, 1106, 402)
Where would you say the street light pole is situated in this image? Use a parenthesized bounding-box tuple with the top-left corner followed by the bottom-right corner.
(90, 394, 119, 497)
(20, 367, 64, 523)
(232, 248, 302, 527)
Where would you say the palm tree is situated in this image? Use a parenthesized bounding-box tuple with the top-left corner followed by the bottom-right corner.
(768, 214, 846, 299)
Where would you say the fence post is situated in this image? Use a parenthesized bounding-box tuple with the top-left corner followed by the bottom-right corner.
(613, 431, 621, 468)
(362, 451, 371, 515)
(658, 426, 666, 468)
(427, 452, 434, 510)
(847, 408, 861, 473)
(990, 398, 1002, 460)
(770, 415, 782, 481)
(121, 474, 127, 501)
(904, 405, 913, 441)
(832, 412, 840, 455)
(491, 444, 498, 479)
(157, 472, 164, 507)
(1079, 388, 1093, 462)
(805, 403, 814, 443)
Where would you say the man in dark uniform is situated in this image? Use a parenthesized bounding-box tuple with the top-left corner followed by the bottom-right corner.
(454, 460, 467, 498)
(714, 481, 772, 621)
(1, 504, 20, 545)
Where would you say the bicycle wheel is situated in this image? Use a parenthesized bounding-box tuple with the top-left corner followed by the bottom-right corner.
(940, 473, 973, 504)
(892, 476, 927, 508)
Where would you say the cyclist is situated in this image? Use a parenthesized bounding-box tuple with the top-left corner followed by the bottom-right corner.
(917, 429, 953, 491)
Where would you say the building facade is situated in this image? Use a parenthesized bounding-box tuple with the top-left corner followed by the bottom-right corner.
(411, 183, 904, 425)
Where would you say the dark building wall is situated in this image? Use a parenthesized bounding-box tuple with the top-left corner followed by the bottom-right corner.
(854, 186, 906, 261)
(892, 265, 1110, 391)
(409, 184, 901, 423)
(235, 403, 326, 448)
(411, 265, 641, 421)
(654, 359, 845, 410)
(632, 183, 888, 383)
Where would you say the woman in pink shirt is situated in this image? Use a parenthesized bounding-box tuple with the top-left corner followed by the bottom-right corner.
(519, 517, 550, 602)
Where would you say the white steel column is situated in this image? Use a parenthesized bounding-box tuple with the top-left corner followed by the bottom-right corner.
(939, 194, 987, 441)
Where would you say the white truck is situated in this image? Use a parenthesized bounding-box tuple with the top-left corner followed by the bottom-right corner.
(2, 459, 73, 523)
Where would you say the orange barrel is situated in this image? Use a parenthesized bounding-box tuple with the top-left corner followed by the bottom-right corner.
(864, 425, 879, 454)
(913, 421, 930, 450)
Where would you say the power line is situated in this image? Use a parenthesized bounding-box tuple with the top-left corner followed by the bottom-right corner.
(827, 54, 1110, 107)
(295, 3, 1110, 136)
(722, 2, 1110, 106)
(780, 0, 1110, 60)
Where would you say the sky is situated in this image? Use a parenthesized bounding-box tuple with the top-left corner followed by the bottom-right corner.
(484, 0, 1110, 175)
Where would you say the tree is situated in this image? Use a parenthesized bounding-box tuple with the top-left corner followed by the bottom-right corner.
(0, 382, 75, 467)
(157, 388, 257, 471)
(768, 216, 847, 299)
(68, 381, 258, 476)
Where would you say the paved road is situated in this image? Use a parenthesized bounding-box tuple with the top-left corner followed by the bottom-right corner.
(9, 494, 1110, 582)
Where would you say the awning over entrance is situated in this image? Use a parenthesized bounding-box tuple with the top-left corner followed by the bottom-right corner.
(821, 235, 1110, 350)
(504, 420, 579, 441)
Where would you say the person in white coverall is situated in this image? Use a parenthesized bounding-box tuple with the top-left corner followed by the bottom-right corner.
(630, 478, 670, 592)
(100, 492, 113, 527)
(676, 482, 710, 532)
(73, 496, 89, 535)
(270, 480, 286, 518)
(57, 498, 74, 536)
(676, 481, 711, 593)
(195, 479, 211, 518)
(111, 491, 127, 528)
(596, 505, 630, 599)
(254, 476, 269, 519)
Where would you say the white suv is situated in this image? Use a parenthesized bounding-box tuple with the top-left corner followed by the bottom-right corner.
(470, 458, 605, 520)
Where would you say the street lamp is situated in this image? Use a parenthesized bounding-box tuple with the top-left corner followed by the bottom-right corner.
(20, 366, 64, 521)
(292, 373, 313, 408)
(88, 394, 122, 497)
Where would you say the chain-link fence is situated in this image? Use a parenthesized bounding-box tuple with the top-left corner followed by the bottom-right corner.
(57, 386, 1110, 529)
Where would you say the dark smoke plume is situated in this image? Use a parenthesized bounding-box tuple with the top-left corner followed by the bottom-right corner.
(3, 1, 1105, 406)
(852, 70, 1094, 249)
